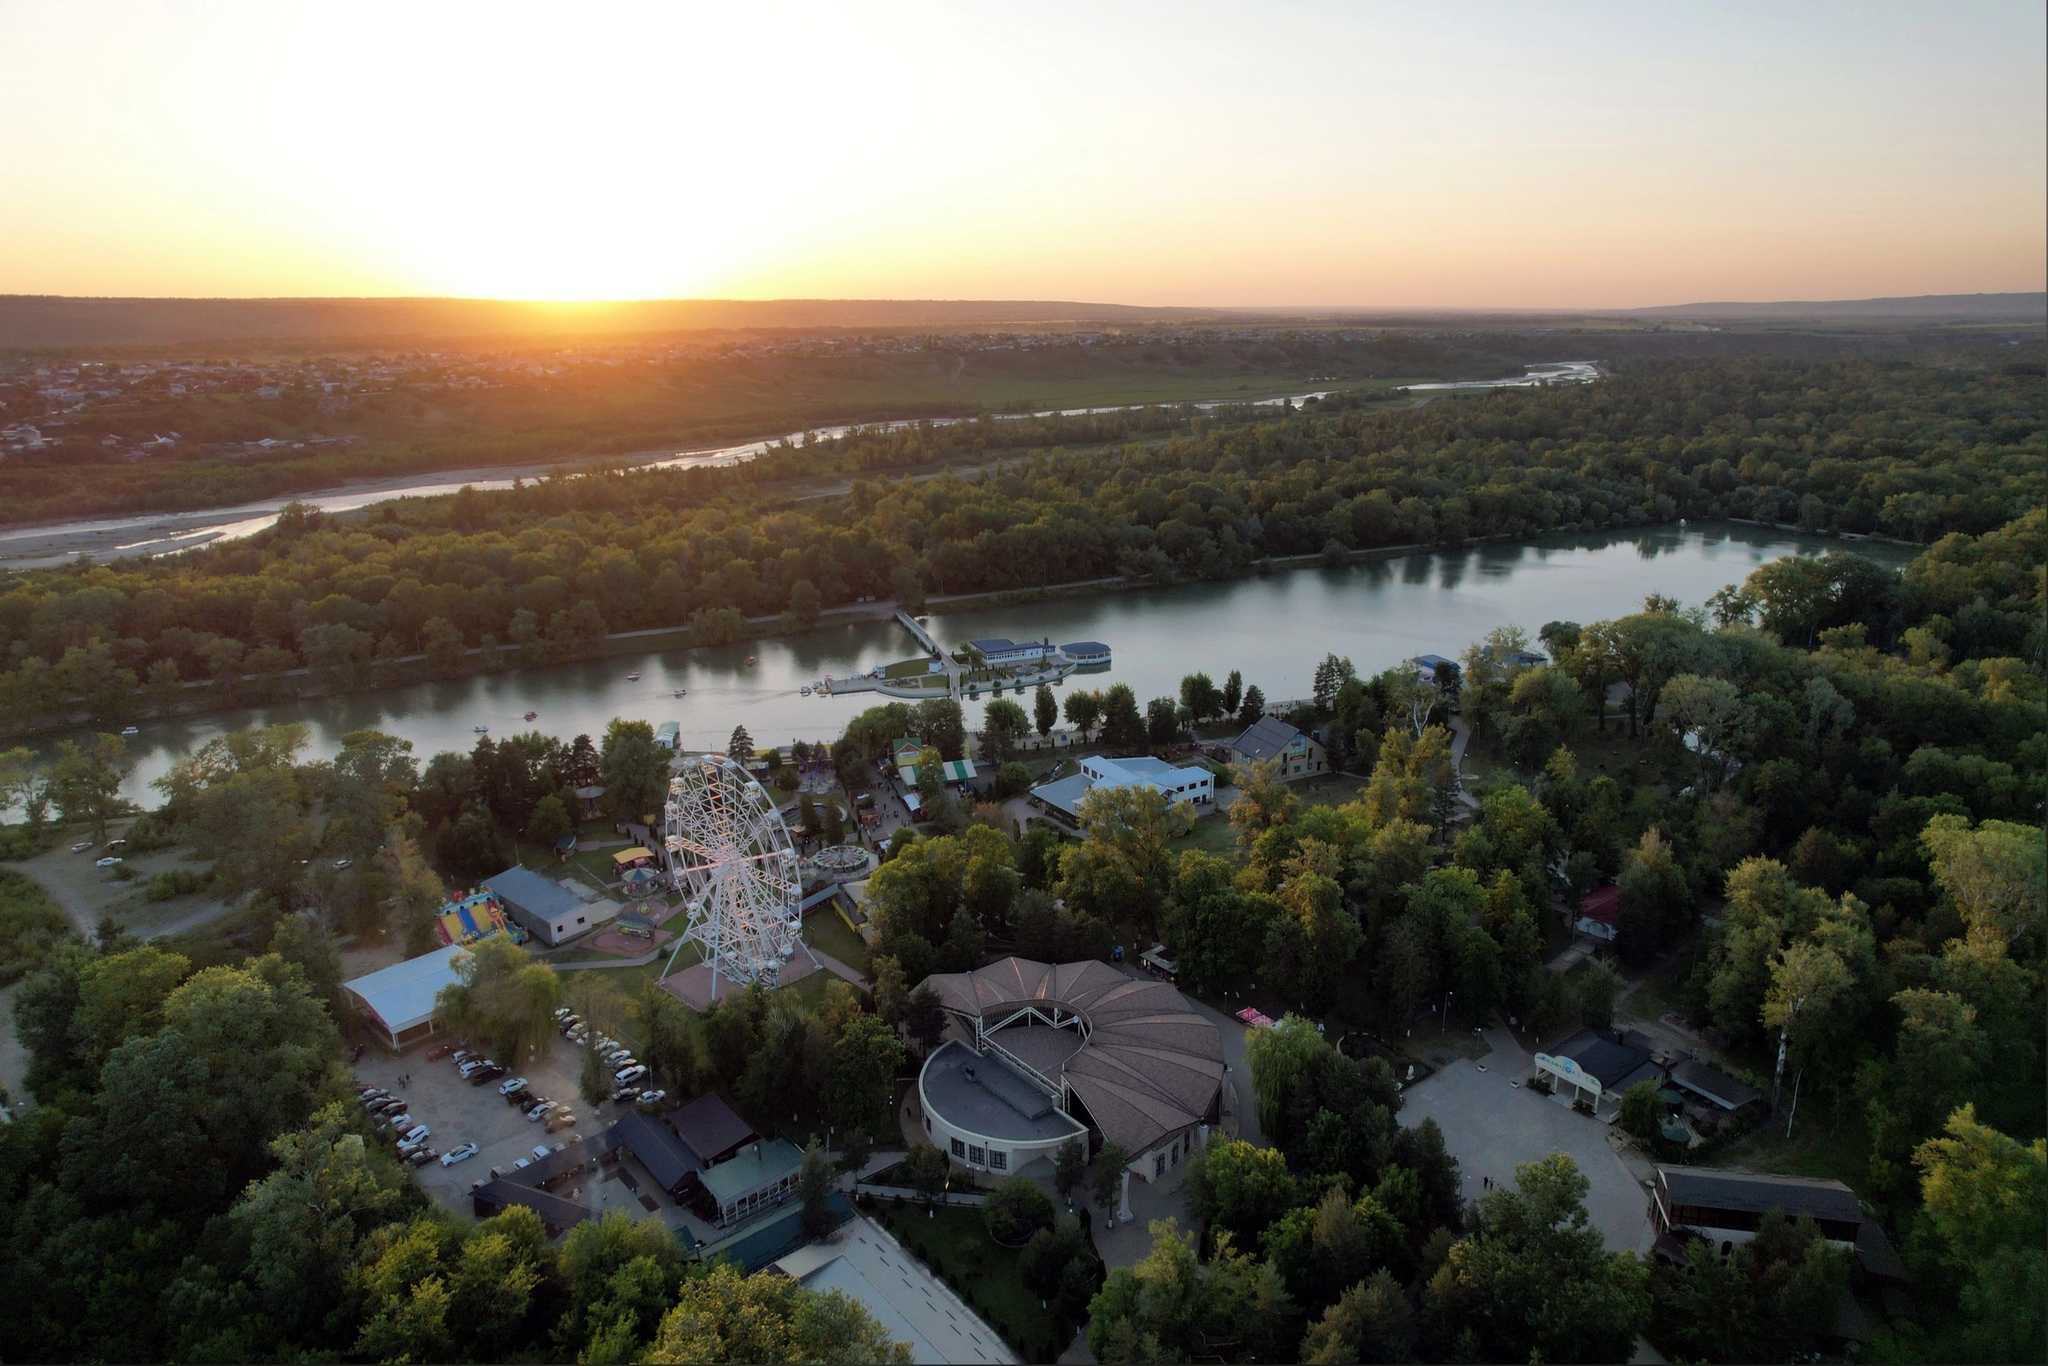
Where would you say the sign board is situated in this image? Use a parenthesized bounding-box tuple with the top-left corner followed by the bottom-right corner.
(1535, 1051, 1602, 1096)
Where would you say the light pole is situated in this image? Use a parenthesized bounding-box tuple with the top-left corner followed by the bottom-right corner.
(1442, 990, 1453, 1035)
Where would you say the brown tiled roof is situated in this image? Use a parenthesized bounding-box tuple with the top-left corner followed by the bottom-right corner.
(919, 956, 1223, 1154)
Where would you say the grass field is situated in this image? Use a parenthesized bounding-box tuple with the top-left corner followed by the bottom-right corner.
(868, 1200, 1067, 1363)
(801, 907, 871, 977)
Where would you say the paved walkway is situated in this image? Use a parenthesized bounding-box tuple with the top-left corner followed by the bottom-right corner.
(1399, 1057, 1654, 1254)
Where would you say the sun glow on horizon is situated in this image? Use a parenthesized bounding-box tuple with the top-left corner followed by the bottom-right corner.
(0, 1, 2041, 307)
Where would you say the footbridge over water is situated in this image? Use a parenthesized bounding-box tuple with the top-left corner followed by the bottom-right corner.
(894, 609, 943, 657)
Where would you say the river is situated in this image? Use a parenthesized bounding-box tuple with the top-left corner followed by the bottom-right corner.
(81, 522, 1910, 807)
(0, 366, 1594, 570)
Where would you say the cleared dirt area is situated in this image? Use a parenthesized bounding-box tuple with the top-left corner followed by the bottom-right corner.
(15, 818, 233, 941)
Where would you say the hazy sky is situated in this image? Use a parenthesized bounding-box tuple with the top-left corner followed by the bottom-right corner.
(1, 1, 2041, 307)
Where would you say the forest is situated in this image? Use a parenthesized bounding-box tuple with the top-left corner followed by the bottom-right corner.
(0, 347, 2039, 1363)
(1, 349, 2040, 739)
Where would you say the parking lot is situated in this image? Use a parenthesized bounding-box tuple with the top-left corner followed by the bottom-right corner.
(1399, 1057, 1655, 1254)
(353, 1029, 642, 1211)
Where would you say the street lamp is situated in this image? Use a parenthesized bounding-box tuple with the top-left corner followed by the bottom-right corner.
(1442, 990, 1453, 1035)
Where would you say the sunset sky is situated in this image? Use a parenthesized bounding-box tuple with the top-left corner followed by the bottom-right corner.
(1, 1, 2042, 308)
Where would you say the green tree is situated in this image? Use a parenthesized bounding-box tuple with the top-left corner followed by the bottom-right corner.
(1615, 827, 1692, 964)
(1649, 1211, 1852, 1364)
(980, 698, 1031, 764)
(1091, 1141, 1130, 1210)
(1920, 813, 2046, 947)
(434, 935, 562, 1066)
(1191, 1137, 1296, 1245)
(1056, 783, 1191, 930)
(1302, 1269, 1413, 1366)
(48, 733, 127, 841)
(526, 793, 572, 846)
(1907, 1105, 2047, 1363)
(639, 979, 699, 1094)
(1422, 1153, 1649, 1364)
(1062, 688, 1103, 740)
(322, 729, 419, 862)
(1088, 1219, 1296, 1364)
(799, 1140, 837, 1237)
(1098, 683, 1146, 751)
(1222, 669, 1244, 717)
(1034, 682, 1058, 737)
(828, 1012, 905, 1138)
(599, 718, 669, 819)
(1238, 683, 1266, 726)
(1180, 672, 1223, 726)
(901, 1140, 950, 1204)
(374, 829, 447, 954)
(1054, 1137, 1089, 1201)
(984, 1173, 1056, 1244)
(644, 1261, 912, 1364)
(1616, 1080, 1665, 1145)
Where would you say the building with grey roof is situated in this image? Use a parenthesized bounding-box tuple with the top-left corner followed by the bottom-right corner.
(1028, 753, 1213, 821)
(483, 864, 597, 946)
(1652, 1165, 1907, 1284)
(914, 958, 1224, 1211)
(1227, 715, 1327, 777)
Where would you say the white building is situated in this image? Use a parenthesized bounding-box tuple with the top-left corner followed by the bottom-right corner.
(1030, 755, 1213, 821)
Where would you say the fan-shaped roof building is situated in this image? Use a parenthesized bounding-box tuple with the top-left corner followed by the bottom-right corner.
(913, 957, 1224, 1187)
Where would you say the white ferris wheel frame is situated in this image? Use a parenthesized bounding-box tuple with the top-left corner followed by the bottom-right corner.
(657, 753, 810, 993)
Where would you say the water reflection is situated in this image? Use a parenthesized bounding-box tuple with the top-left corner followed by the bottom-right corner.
(69, 522, 1912, 806)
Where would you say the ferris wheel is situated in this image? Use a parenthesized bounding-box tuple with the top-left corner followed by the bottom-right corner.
(658, 754, 805, 992)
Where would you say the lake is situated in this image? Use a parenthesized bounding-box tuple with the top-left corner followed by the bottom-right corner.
(88, 522, 1911, 806)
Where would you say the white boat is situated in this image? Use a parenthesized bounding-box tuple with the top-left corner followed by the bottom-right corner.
(673, 688, 687, 697)
(626, 671, 641, 681)
(120, 725, 140, 736)
(800, 686, 812, 696)
(473, 725, 489, 733)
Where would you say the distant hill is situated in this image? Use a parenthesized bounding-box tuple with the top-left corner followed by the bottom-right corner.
(1629, 292, 2045, 321)
(0, 296, 1216, 349)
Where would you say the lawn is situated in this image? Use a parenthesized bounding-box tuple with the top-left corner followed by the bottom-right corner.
(868, 1200, 1069, 1363)
(801, 907, 871, 977)
(1703, 1097, 1872, 1190)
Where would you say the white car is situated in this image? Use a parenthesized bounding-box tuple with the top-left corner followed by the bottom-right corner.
(440, 1142, 480, 1167)
(95, 856, 122, 868)
(531, 1144, 551, 1161)
(526, 1101, 559, 1121)
(614, 1064, 649, 1085)
(553, 1007, 573, 1021)
(497, 1076, 528, 1095)
(399, 1123, 429, 1144)
(71, 841, 93, 853)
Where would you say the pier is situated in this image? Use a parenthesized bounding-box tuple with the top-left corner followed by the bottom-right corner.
(894, 609, 943, 657)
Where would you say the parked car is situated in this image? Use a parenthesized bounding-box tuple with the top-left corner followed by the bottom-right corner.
(95, 856, 123, 868)
(359, 1090, 388, 1107)
(406, 1149, 437, 1167)
(601, 1048, 632, 1066)
(504, 1088, 534, 1108)
(614, 1064, 649, 1085)
(467, 1064, 505, 1084)
(332, 858, 352, 870)
(609, 1085, 642, 1104)
(457, 1058, 486, 1076)
(526, 1101, 558, 1121)
(400, 1124, 429, 1144)
(531, 1145, 551, 1161)
(441, 1142, 480, 1167)
(425, 1043, 454, 1061)
(71, 841, 93, 853)
(387, 1114, 412, 1132)
(513, 1157, 531, 1170)
(373, 1099, 406, 1116)
(396, 1140, 426, 1159)
(634, 1090, 669, 1110)
(452, 1049, 476, 1065)
(498, 1076, 529, 1095)
(545, 1111, 577, 1133)
(553, 1007, 573, 1021)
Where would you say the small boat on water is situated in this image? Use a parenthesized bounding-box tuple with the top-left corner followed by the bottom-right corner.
(523, 710, 537, 721)
(120, 725, 140, 737)
(743, 656, 757, 666)
(673, 688, 687, 697)
(473, 725, 489, 734)
(800, 686, 812, 697)
(626, 671, 641, 681)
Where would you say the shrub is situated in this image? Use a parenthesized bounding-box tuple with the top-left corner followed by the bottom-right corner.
(146, 867, 211, 901)
(983, 1175, 1056, 1245)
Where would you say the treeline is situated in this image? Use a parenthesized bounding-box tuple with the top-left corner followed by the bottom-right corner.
(2, 352, 2040, 737)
